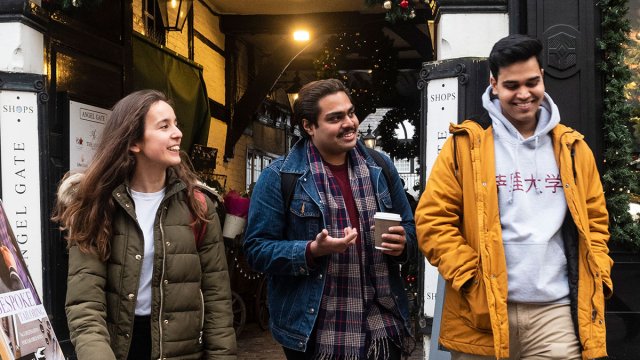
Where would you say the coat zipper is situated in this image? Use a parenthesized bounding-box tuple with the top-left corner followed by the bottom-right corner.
(559, 132, 601, 331)
(158, 205, 167, 358)
(199, 290, 205, 344)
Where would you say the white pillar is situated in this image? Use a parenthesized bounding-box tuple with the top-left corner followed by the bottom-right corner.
(0, 22, 44, 74)
(437, 13, 509, 60)
(0, 19, 46, 296)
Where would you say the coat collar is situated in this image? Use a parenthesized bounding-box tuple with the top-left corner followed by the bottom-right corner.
(450, 119, 584, 147)
(112, 167, 186, 205)
(280, 138, 375, 174)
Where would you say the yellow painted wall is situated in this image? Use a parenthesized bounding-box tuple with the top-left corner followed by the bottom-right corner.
(195, 40, 225, 105)
(132, 0, 144, 34)
(131, 0, 252, 193)
(166, 27, 189, 57)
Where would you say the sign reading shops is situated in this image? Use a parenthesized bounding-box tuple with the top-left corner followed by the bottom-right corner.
(423, 77, 459, 318)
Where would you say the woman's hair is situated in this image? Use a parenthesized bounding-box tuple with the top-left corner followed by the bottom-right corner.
(52, 89, 207, 261)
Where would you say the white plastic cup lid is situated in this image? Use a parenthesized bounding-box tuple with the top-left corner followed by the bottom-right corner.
(374, 212, 401, 221)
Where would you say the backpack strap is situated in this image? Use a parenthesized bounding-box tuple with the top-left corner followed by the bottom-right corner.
(193, 190, 208, 250)
(365, 147, 392, 188)
(281, 148, 393, 212)
(281, 172, 299, 214)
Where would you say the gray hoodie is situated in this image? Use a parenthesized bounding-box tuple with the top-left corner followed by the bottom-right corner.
(482, 86, 569, 304)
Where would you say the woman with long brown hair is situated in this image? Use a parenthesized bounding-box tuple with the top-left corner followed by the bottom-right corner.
(53, 90, 236, 360)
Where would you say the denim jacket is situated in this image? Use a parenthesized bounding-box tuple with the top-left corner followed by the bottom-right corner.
(244, 139, 417, 352)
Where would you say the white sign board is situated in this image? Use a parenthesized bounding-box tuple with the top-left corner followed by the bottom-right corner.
(0, 91, 43, 296)
(423, 77, 459, 317)
(69, 101, 109, 170)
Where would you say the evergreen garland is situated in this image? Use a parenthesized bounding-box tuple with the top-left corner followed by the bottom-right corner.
(626, 24, 640, 171)
(377, 107, 419, 159)
(364, 0, 434, 23)
(364, 0, 416, 23)
(598, 0, 640, 252)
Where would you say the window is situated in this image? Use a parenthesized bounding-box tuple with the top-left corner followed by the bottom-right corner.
(393, 157, 412, 173)
(393, 157, 420, 197)
(143, 0, 166, 45)
(246, 150, 274, 191)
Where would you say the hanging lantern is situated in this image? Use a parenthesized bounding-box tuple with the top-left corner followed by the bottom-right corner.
(157, 0, 193, 31)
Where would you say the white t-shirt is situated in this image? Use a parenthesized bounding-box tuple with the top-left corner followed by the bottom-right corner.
(130, 188, 165, 316)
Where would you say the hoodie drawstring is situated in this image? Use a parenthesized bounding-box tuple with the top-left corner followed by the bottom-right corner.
(508, 143, 519, 204)
(508, 135, 543, 204)
(534, 136, 543, 194)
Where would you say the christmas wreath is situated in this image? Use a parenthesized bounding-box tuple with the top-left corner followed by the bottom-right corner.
(377, 107, 419, 159)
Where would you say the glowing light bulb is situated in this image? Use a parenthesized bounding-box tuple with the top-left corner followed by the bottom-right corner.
(293, 30, 310, 42)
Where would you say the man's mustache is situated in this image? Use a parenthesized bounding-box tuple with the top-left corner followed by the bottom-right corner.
(338, 127, 357, 137)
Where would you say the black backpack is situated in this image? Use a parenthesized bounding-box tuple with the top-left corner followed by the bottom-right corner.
(280, 148, 393, 211)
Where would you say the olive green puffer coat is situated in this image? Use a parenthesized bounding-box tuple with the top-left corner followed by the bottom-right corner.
(65, 172, 237, 360)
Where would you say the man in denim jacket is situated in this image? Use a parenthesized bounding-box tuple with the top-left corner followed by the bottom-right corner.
(244, 79, 417, 360)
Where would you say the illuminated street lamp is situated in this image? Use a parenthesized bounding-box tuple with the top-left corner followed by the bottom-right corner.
(293, 30, 310, 42)
(362, 125, 377, 149)
(158, 0, 193, 31)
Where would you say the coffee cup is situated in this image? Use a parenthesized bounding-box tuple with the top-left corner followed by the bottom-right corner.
(373, 212, 401, 250)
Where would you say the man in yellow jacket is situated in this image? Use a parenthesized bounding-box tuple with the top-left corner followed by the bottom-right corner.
(415, 34, 613, 359)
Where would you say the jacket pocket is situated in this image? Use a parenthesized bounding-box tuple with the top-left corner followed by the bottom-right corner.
(289, 196, 321, 239)
(458, 277, 492, 332)
(378, 189, 393, 211)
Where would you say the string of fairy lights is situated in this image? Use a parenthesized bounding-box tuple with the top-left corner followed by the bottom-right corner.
(314, 31, 398, 121)
(227, 248, 263, 281)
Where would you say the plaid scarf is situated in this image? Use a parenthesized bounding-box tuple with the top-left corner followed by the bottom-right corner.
(307, 142, 407, 360)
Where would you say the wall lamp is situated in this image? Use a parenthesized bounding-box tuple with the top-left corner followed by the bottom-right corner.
(158, 0, 193, 31)
(362, 125, 377, 149)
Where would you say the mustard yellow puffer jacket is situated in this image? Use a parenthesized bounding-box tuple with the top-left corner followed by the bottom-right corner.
(415, 120, 612, 359)
(64, 172, 237, 360)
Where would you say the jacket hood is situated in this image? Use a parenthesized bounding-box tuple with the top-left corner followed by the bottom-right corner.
(481, 85, 563, 202)
(57, 167, 190, 208)
(57, 172, 84, 208)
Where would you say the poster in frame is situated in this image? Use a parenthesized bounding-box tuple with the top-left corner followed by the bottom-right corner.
(0, 201, 65, 360)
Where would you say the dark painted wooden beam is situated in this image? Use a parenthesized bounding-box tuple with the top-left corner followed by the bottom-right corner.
(285, 57, 424, 72)
(224, 39, 314, 159)
(386, 23, 434, 61)
(209, 98, 226, 121)
(220, 10, 433, 35)
(436, 0, 507, 13)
